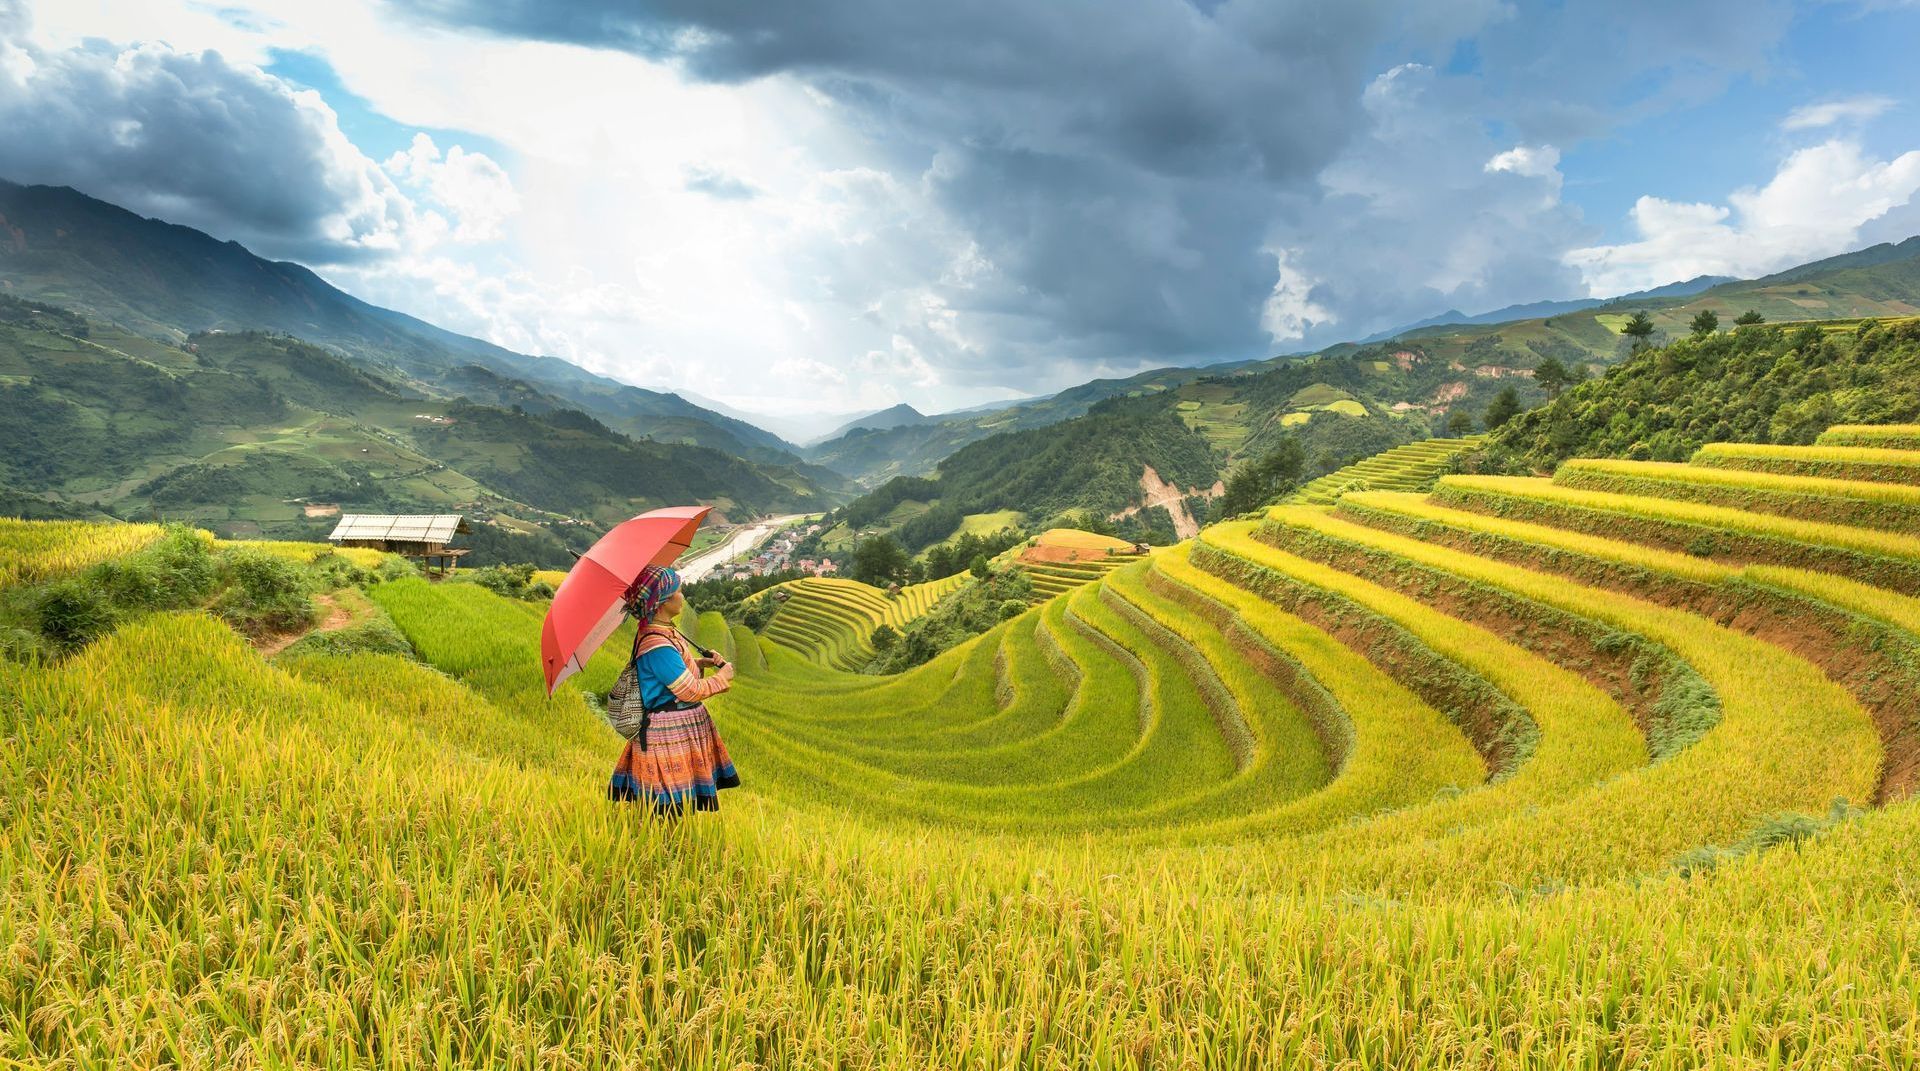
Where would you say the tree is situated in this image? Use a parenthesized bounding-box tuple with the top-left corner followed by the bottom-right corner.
(1689, 309, 1720, 337)
(968, 553, 991, 579)
(1483, 386, 1522, 430)
(1216, 437, 1307, 516)
(870, 623, 899, 651)
(1533, 356, 1572, 397)
(1445, 410, 1476, 436)
(1735, 310, 1766, 326)
(849, 534, 908, 587)
(1622, 311, 1656, 349)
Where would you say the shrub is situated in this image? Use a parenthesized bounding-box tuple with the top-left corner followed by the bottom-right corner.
(374, 556, 419, 583)
(35, 581, 116, 651)
(275, 616, 415, 661)
(212, 549, 316, 638)
(742, 597, 778, 632)
(469, 562, 539, 600)
(308, 551, 374, 591)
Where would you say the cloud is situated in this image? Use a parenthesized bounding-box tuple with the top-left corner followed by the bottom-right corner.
(3, 0, 1839, 413)
(382, 0, 1511, 380)
(1780, 95, 1895, 131)
(383, 133, 519, 242)
(0, 19, 416, 262)
(1564, 139, 1920, 294)
(683, 166, 758, 200)
(1272, 63, 1587, 345)
(1485, 145, 1561, 179)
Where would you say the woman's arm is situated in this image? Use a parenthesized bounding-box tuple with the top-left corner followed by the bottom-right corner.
(649, 644, 733, 702)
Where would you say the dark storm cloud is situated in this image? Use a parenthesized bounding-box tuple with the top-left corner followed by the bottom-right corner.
(397, 0, 1795, 374)
(396, 0, 1509, 369)
(0, 25, 414, 263)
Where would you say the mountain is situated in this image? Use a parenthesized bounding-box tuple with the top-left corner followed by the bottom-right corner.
(801, 360, 1265, 486)
(808, 237, 1920, 555)
(672, 389, 867, 445)
(0, 180, 843, 478)
(0, 295, 834, 564)
(1360, 275, 1735, 344)
(817, 403, 930, 443)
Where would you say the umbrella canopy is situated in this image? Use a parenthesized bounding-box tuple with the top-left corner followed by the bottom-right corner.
(541, 505, 712, 694)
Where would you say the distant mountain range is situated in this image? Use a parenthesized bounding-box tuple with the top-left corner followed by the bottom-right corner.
(793, 239, 1920, 490)
(5, 174, 1917, 565)
(0, 181, 854, 481)
(799, 233, 1920, 554)
(1359, 275, 1736, 344)
(0, 180, 849, 560)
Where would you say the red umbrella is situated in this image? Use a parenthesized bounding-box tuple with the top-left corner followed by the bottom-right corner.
(541, 505, 712, 694)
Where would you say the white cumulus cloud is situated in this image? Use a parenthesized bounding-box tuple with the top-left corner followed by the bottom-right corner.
(383, 133, 519, 242)
(1565, 139, 1920, 295)
(1485, 144, 1562, 178)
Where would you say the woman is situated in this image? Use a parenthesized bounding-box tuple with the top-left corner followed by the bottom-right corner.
(606, 564, 741, 815)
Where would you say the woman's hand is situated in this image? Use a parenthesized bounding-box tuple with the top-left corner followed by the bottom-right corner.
(696, 653, 728, 670)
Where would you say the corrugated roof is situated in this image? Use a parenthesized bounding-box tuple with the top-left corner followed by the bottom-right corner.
(328, 514, 468, 543)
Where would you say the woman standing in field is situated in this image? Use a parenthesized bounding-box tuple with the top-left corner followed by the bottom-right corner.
(607, 564, 741, 815)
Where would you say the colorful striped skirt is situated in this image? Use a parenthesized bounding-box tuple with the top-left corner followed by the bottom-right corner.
(607, 703, 740, 815)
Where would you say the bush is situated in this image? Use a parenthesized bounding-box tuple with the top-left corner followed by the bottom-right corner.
(869, 569, 1035, 673)
(374, 556, 419, 583)
(88, 527, 218, 612)
(275, 616, 415, 661)
(35, 580, 117, 651)
(212, 548, 317, 638)
(308, 551, 373, 591)
(469, 562, 540, 600)
(742, 597, 778, 632)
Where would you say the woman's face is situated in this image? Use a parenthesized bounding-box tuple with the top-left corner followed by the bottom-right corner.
(660, 589, 686, 618)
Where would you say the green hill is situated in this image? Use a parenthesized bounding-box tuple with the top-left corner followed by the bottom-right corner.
(1489, 316, 1920, 468)
(0, 179, 854, 494)
(0, 295, 836, 561)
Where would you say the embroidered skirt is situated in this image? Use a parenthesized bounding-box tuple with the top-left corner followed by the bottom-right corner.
(607, 703, 740, 815)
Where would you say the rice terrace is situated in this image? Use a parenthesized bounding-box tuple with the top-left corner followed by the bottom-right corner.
(6, 1, 1920, 1067)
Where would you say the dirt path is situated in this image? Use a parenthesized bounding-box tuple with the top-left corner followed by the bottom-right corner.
(254, 592, 356, 658)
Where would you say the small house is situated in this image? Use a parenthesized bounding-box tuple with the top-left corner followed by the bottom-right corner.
(328, 513, 471, 575)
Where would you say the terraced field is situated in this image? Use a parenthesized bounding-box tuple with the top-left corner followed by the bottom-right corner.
(755, 573, 967, 668)
(6, 425, 1920, 1066)
(1291, 434, 1485, 504)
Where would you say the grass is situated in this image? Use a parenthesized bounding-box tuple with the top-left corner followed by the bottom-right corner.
(1694, 441, 1920, 484)
(1816, 424, 1920, 450)
(8, 423, 1920, 1066)
(0, 518, 165, 588)
(1292, 436, 1484, 505)
(756, 573, 969, 668)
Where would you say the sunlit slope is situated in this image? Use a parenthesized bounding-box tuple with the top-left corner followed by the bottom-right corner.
(1289, 434, 1485, 504)
(6, 425, 1920, 1065)
(755, 573, 966, 668)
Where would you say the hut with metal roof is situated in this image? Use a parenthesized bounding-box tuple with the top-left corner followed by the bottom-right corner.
(327, 513, 471, 574)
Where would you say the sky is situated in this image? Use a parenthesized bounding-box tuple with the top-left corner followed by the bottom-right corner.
(2, 0, 1918, 425)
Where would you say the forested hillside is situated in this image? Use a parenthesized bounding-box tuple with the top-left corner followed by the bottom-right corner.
(1491, 317, 1920, 469)
(0, 295, 835, 562)
(0, 180, 849, 478)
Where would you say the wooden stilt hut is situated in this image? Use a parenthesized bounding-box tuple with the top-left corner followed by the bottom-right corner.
(327, 514, 471, 575)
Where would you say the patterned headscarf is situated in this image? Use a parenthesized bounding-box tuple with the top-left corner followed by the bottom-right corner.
(626, 564, 682, 621)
